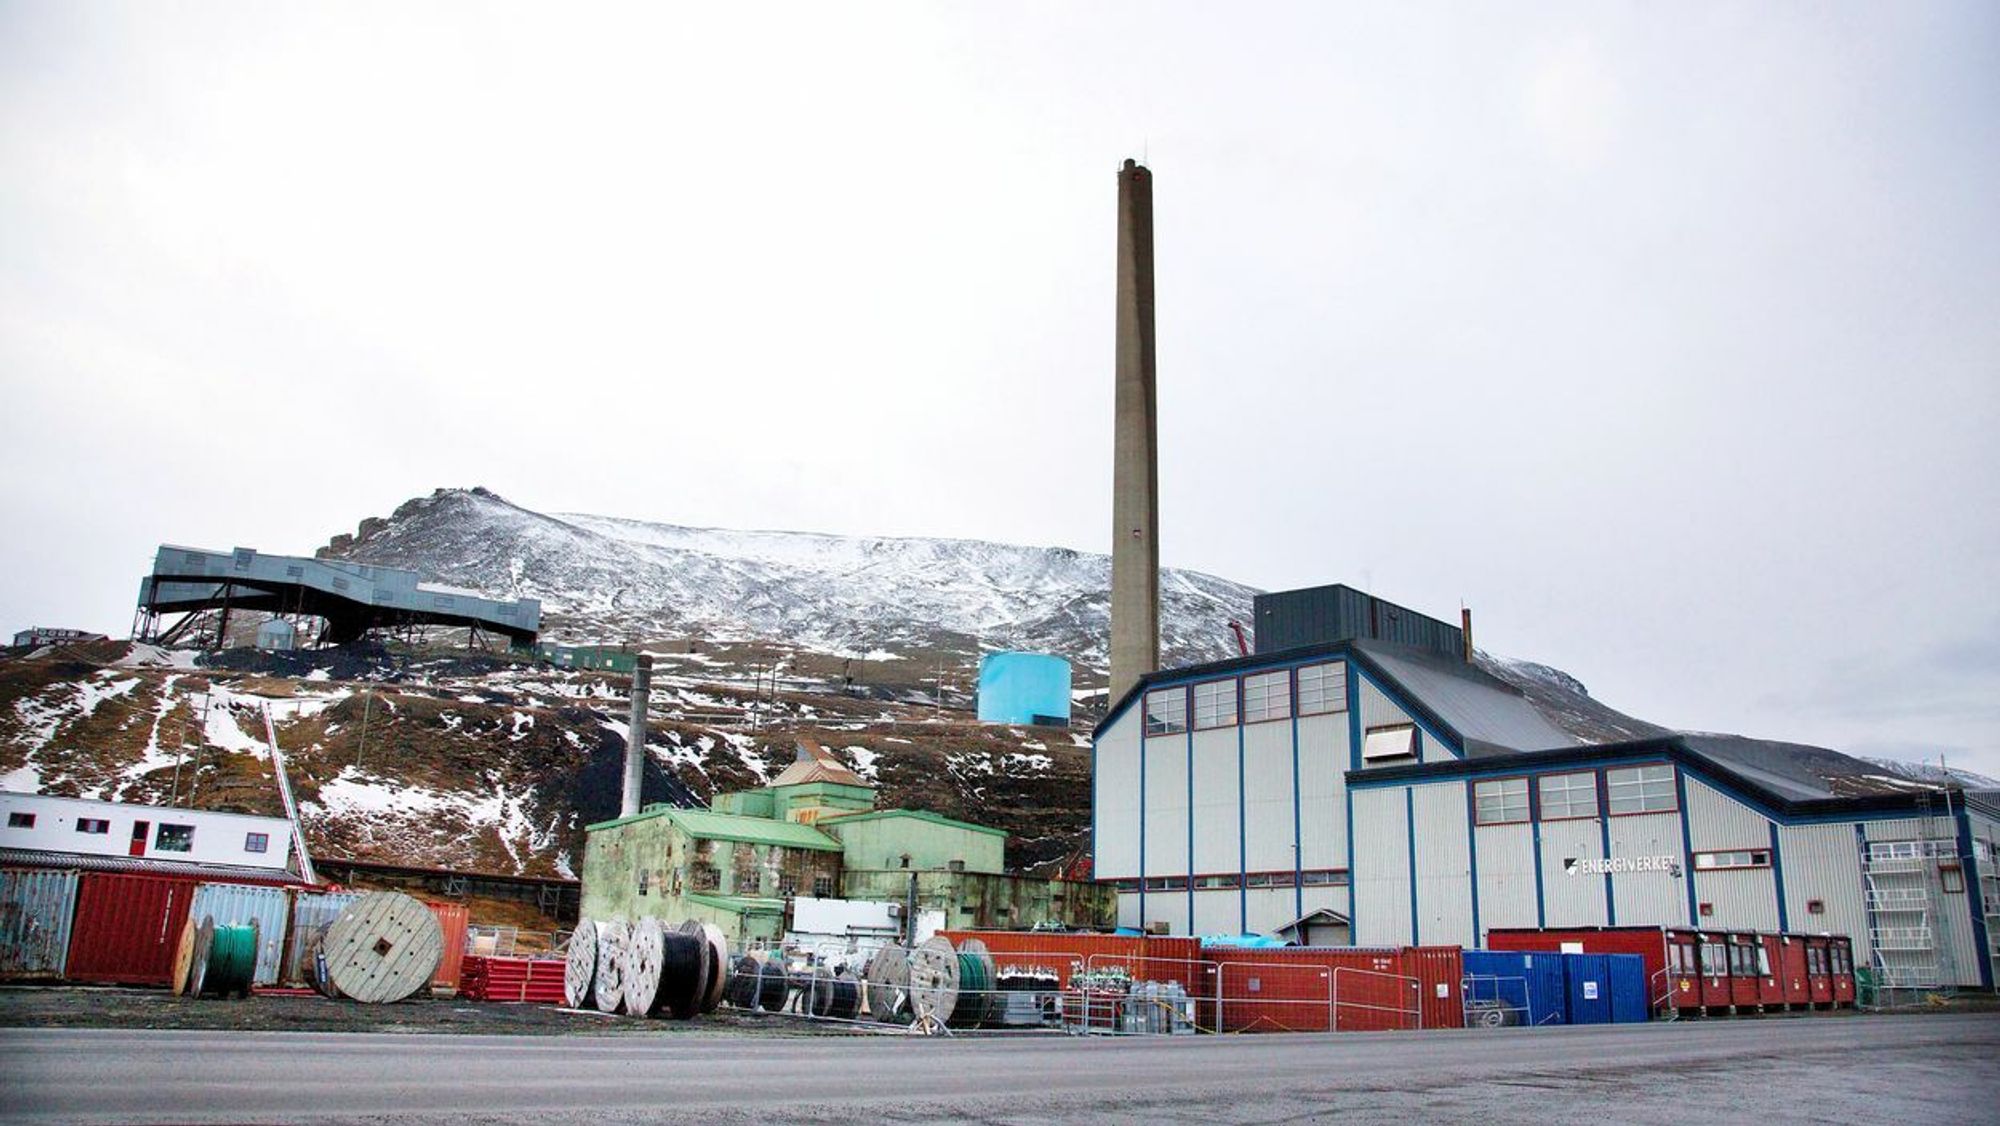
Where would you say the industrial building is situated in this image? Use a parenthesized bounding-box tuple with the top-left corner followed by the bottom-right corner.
(1092, 583, 1997, 991)
(582, 743, 1114, 942)
(133, 544, 541, 648)
(9, 627, 108, 649)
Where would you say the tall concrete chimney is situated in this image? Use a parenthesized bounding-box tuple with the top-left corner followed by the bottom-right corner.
(621, 654, 654, 818)
(1110, 158, 1160, 703)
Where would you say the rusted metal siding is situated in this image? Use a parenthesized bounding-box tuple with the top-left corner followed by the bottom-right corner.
(1474, 823, 1536, 933)
(1092, 714, 1141, 879)
(66, 873, 195, 985)
(1410, 783, 1473, 947)
(189, 882, 291, 985)
(1297, 712, 1346, 870)
(0, 869, 78, 979)
(1350, 787, 1410, 945)
(282, 890, 361, 984)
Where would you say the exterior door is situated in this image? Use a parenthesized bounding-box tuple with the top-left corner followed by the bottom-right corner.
(129, 820, 149, 857)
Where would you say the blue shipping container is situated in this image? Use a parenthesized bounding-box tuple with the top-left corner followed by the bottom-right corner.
(1462, 949, 1566, 1027)
(1565, 954, 1615, 1025)
(1607, 953, 1649, 1023)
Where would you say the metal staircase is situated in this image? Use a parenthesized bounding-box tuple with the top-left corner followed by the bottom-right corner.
(1860, 791, 1961, 998)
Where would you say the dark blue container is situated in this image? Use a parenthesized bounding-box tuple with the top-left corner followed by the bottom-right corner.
(1607, 953, 1649, 1023)
(1564, 954, 1615, 1025)
(1463, 949, 1567, 1027)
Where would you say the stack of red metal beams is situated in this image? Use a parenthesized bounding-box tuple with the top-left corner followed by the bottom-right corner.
(458, 955, 567, 1004)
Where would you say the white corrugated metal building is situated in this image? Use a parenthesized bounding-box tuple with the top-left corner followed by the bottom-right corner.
(1091, 584, 1998, 991)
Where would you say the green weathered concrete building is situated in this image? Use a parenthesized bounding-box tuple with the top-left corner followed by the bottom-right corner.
(580, 740, 1116, 942)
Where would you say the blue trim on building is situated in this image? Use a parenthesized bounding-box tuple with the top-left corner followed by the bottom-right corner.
(1677, 769, 1699, 926)
(1406, 787, 1420, 944)
(1464, 782, 1482, 945)
(1290, 709, 1304, 923)
(1598, 792, 1617, 925)
(1346, 663, 1362, 937)
(1531, 814, 1548, 928)
(1238, 720, 1249, 934)
(1768, 820, 1790, 933)
(1955, 806, 1994, 990)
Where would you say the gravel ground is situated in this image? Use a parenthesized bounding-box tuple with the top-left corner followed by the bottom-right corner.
(0, 985, 867, 1037)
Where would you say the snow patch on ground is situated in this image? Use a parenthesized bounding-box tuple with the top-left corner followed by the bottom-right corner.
(2, 764, 42, 791)
(845, 746, 880, 782)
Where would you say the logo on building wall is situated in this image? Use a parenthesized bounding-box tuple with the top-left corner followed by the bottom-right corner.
(1564, 855, 1682, 877)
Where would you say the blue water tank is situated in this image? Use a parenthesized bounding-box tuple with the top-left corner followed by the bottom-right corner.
(976, 652, 1072, 726)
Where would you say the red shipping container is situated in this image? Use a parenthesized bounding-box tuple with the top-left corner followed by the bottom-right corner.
(1404, 946, 1465, 1030)
(66, 873, 196, 986)
(1488, 926, 1672, 984)
(1805, 936, 1833, 1006)
(427, 902, 469, 994)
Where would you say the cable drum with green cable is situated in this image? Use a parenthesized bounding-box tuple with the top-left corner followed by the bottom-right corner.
(200, 917, 260, 999)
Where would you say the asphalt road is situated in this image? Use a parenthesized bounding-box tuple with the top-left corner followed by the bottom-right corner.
(4, 1012, 1996, 1124)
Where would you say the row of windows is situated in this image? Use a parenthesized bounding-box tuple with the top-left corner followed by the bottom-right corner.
(1109, 869, 1349, 894)
(1665, 940, 1852, 978)
(1143, 662, 1350, 735)
(1472, 764, 1677, 825)
(4, 812, 268, 854)
(1693, 849, 1771, 871)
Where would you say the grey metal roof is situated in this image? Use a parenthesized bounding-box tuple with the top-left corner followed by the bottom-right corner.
(0, 847, 309, 885)
(1351, 640, 1580, 756)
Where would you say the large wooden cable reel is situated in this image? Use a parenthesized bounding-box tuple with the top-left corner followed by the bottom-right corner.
(171, 916, 199, 996)
(564, 918, 599, 1010)
(187, 917, 216, 999)
(865, 943, 911, 1023)
(698, 922, 729, 1014)
(321, 892, 444, 1004)
(623, 917, 665, 1017)
(906, 936, 961, 1026)
(593, 918, 628, 1014)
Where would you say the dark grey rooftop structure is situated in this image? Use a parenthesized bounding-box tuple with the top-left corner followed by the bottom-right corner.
(135, 544, 541, 648)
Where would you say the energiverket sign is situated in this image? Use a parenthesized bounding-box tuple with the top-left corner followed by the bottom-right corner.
(1565, 855, 1682, 877)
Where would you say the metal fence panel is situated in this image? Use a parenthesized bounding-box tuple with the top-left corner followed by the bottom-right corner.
(282, 890, 361, 985)
(0, 869, 79, 978)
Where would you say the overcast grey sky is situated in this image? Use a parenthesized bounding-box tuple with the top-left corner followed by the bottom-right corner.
(2, 3, 1995, 775)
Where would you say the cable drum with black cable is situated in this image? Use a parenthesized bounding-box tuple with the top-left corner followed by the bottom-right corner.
(657, 931, 706, 1020)
(827, 971, 862, 1020)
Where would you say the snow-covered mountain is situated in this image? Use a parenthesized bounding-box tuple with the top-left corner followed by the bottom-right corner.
(319, 488, 1259, 672)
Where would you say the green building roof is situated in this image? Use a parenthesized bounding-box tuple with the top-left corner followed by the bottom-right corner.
(819, 808, 1009, 839)
(585, 806, 842, 851)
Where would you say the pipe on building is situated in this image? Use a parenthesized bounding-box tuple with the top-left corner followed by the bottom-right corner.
(622, 655, 654, 818)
